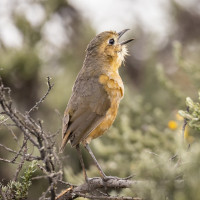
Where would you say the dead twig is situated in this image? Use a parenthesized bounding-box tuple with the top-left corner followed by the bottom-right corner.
(27, 76, 54, 115)
(0, 77, 60, 200)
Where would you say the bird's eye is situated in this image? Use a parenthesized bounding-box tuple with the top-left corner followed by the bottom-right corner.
(108, 38, 115, 45)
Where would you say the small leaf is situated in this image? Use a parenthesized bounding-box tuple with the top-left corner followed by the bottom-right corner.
(178, 110, 193, 120)
(186, 97, 194, 109)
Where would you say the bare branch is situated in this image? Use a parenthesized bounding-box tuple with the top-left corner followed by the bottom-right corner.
(0, 158, 20, 164)
(56, 177, 143, 200)
(0, 77, 60, 200)
(182, 106, 189, 139)
(27, 76, 54, 115)
(14, 141, 28, 181)
(11, 136, 28, 163)
(0, 143, 18, 155)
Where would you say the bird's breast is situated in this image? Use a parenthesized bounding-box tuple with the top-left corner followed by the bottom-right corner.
(98, 73, 124, 120)
(98, 73, 124, 99)
(84, 73, 124, 144)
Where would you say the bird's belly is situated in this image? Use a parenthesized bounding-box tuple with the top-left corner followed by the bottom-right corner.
(85, 88, 122, 143)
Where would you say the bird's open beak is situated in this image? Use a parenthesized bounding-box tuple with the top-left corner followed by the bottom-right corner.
(118, 29, 134, 45)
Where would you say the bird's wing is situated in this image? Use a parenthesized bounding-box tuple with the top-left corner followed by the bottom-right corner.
(60, 75, 110, 150)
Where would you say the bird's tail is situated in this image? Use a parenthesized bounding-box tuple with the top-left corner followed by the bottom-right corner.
(59, 141, 66, 153)
(59, 130, 71, 153)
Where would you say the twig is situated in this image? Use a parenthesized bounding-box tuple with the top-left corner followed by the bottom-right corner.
(182, 106, 189, 139)
(0, 77, 60, 200)
(0, 158, 20, 164)
(14, 142, 28, 181)
(11, 136, 28, 163)
(0, 144, 18, 155)
(0, 117, 9, 125)
(27, 76, 54, 114)
(0, 143, 40, 161)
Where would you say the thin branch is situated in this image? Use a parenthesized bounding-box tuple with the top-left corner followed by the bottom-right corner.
(0, 117, 9, 125)
(0, 158, 20, 164)
(182, 106, 189, 139)
(0, 77, 60, 200)
(11, 136, 28, 163)
(0, 143, 41, 161)
(0, 144, 18, 155)
(14, 142, 28, 181)
(27, 76, 54, 114)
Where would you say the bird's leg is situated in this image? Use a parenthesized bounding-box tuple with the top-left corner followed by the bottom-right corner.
(85, 143, 107, 179)
(76, 144, 89, 183)
(85, 143, 121, 182)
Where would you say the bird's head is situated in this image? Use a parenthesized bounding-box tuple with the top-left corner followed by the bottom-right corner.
(86, 29, 134, 69)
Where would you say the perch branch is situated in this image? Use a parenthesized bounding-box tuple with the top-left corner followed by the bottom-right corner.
(56, 177, 143, 200)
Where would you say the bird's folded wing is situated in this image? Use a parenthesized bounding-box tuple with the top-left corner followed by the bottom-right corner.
(60, 76, 110, 150)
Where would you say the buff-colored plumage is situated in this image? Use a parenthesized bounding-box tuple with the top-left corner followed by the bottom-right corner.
(60, 30, 133, 151)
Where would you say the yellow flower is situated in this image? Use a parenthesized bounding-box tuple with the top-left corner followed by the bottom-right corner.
(168, 120, 178, 130)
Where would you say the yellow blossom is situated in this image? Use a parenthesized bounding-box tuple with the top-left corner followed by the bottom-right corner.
(168, 120, 178, 130)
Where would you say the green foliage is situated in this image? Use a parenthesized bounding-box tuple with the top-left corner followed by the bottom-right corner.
(173, 41, 200, 87)
(0, 115, 5, 121)
(130, 143, 200, 200)
(179, 94, 200, 131)
(156, 63, 183, 102)
(0, 161, 37, 200)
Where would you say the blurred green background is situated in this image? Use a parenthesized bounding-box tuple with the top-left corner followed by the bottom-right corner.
(0, 0, 200, 199)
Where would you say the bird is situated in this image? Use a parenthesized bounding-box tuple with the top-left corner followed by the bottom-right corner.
(60, 29, 134, 181)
